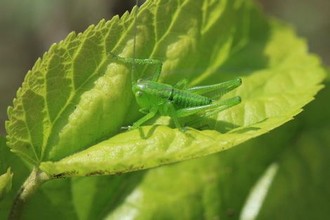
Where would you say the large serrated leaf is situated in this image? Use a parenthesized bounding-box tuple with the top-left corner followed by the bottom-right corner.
(6, 0, 326, 178)
(6, 13, 137, 164)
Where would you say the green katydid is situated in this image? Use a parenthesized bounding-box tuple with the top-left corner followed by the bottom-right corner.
(111, 53, 242, 131)
(110, 0, 242, 131)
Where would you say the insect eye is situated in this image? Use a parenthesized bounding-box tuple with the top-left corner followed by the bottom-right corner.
(136, 91, 143, 97)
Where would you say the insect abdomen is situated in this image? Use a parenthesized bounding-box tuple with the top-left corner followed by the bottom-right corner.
(171, 89, 211, 108)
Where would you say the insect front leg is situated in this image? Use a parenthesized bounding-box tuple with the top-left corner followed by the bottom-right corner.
(129, 109, 158, 130)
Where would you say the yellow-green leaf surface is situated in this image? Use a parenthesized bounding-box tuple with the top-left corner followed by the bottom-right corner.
(10, 82, 330, 219)
(0, 168, 13, 200)
(0, 138, 13, 200)
(6, 0, 326, 177)
(103, 83, 330, 219)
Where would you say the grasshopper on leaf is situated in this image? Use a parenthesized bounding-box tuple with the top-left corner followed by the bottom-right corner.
(110, 54, 242, 131)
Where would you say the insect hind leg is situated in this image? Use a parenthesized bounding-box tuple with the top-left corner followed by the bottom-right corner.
(201, 96, 241, 118)
(187, 78, 242, 99)
(176, 96, 241, 130)
(175, 96, 241, 118)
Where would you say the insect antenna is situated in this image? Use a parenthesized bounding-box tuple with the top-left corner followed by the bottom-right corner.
(131, 0, 139, 83)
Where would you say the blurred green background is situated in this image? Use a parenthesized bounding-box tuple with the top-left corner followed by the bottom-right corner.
(0, 0, 329, 135)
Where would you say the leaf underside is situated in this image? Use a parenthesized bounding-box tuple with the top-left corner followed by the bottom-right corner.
(5, 0, 326, 178)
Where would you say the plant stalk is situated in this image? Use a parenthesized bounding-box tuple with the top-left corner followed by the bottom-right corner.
(8, 167, 49, 220)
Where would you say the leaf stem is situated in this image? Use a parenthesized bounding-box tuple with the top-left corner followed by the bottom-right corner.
(8, 168, 49, 220)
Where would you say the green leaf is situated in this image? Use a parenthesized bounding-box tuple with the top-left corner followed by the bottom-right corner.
(0, 169, 13, 200)
(0, 138, 13, 200)
(0, 136, 30, 218)
(6, 0, 326, 179)
(8, 83, 330, 219)
(102, 81, 330, 219)
(6, 12, 136, 164)
(100, 125, 330, 219)
(255, 78, 330, 220)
